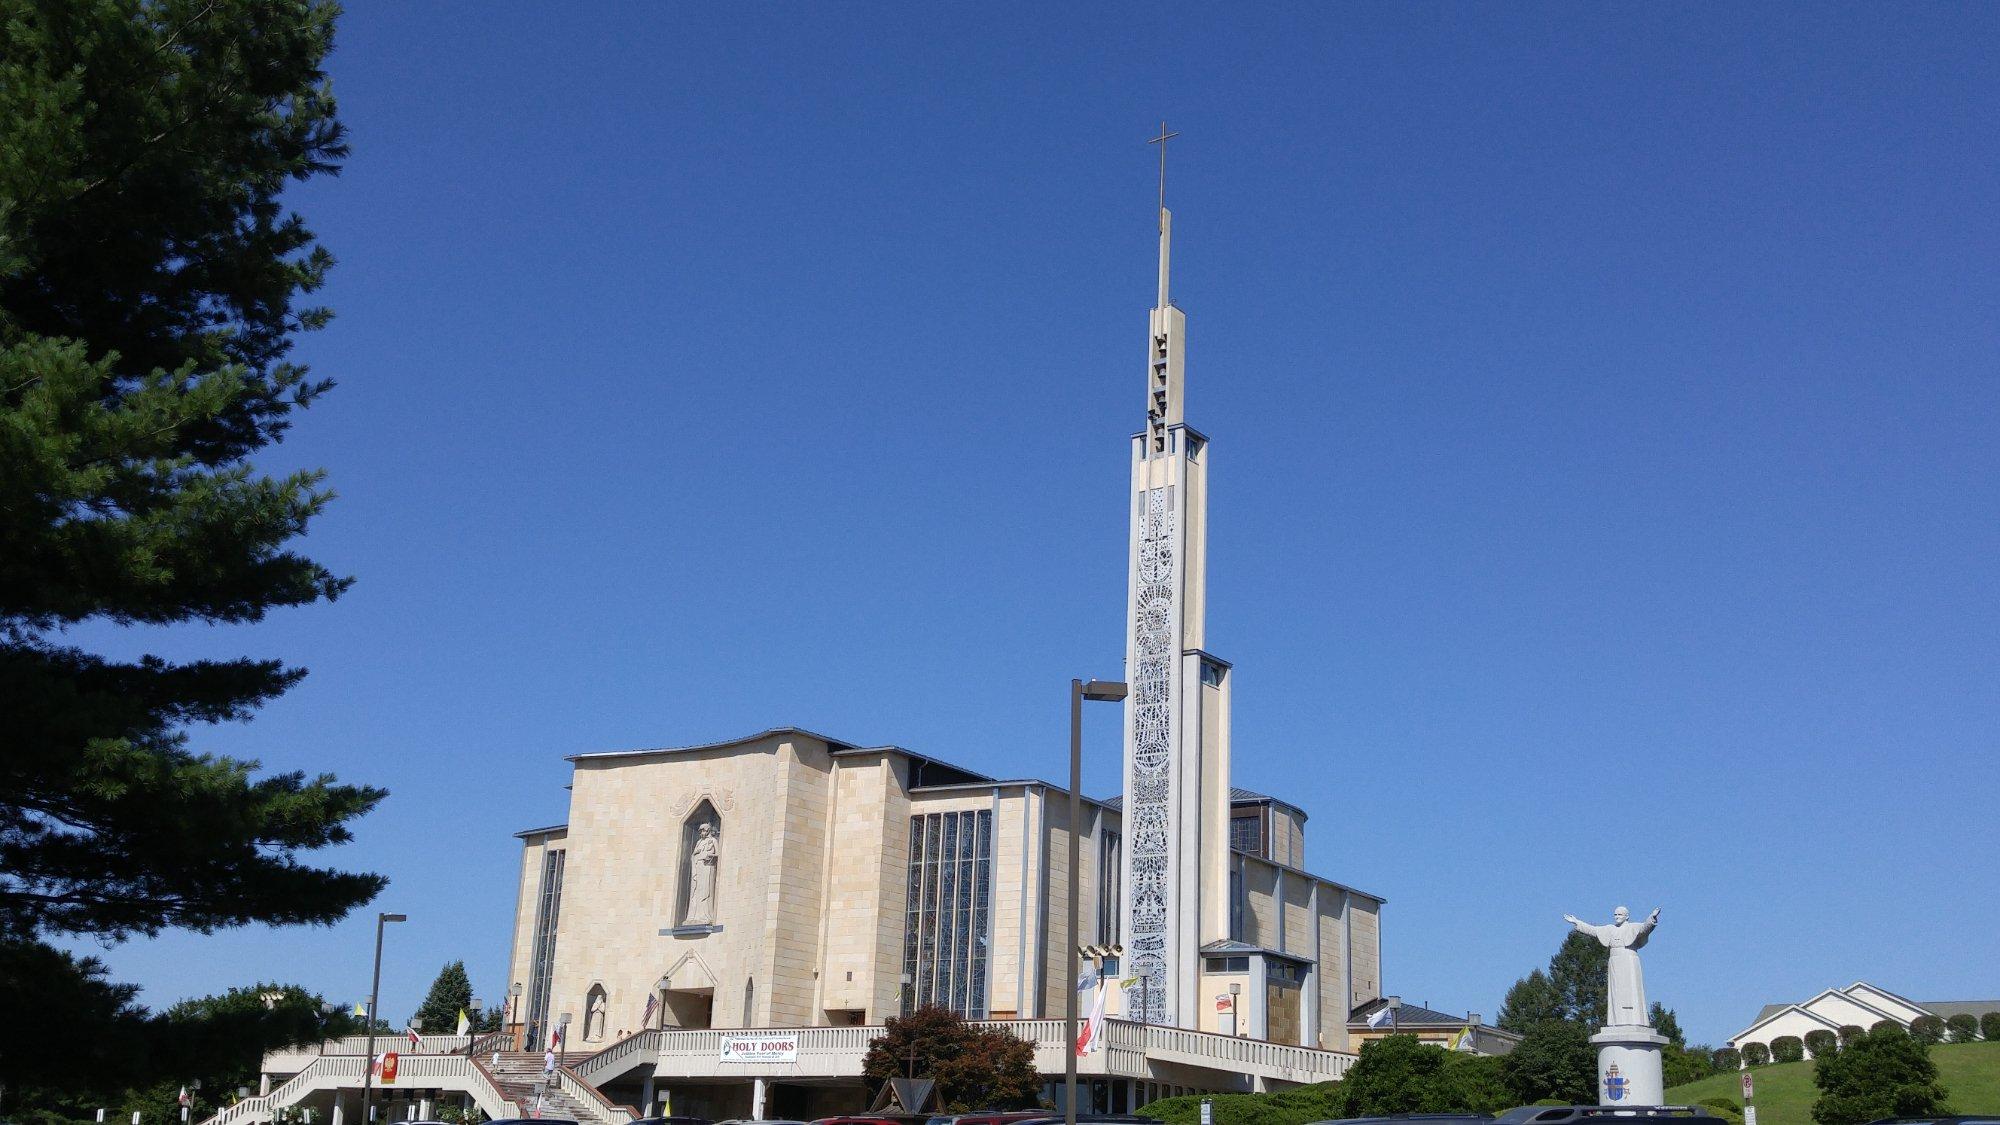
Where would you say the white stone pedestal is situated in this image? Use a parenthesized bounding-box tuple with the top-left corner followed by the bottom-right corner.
(1591, 1025, 1668, 1106)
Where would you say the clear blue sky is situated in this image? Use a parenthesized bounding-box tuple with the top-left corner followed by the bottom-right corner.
(73, 2, 2000, 1046)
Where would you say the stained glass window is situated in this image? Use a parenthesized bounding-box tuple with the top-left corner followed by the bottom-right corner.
(901, 809, 994, 1017)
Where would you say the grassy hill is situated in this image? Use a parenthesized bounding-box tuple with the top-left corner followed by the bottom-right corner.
(1666, 1041, 2000, 1125)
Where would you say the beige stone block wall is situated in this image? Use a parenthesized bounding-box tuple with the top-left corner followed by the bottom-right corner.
(1317, 889, 1349, 1051)
(1025, 790, 1116, 1019)
(814, 753, 891, 1017)
(987, 788, 1032, 1018)
(1282, 876, 1313, 961)
(1269, 809, 1306, 868)
(1241, 859, 1279, 950)
(507, 829, 566, 1013)
(755, 737, 834, 1027)
(1350, 897, 1381, 1007)
(869, 760, 914, 1019)
(541, 733, 840, 1041)
(1039, 791, 1073, 1019)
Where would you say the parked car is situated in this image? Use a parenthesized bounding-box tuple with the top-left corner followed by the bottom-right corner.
(1003, 1117, 1163, 1125)
(631, 1117, 713, 1125)
(485, 1119, 580, 1125)
(1492, 1109, 1729, 1125)
(926, 1113, 1051, 1125)
(1309, 1116, 1492, 1125)
(1856, 1112, 2000, 1120)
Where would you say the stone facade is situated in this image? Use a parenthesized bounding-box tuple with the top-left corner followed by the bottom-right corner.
(505, 727, 1383, 1055)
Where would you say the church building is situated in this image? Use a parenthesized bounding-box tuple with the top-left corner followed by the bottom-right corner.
(501, 197, 1386, 1118)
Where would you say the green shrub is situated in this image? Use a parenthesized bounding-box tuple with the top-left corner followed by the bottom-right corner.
(1805, 1029, 1839, 1058)
(1945, 1014, 1977, 1043)
(1869, 1020, 1898, 1033)
(1137, 1082, 1345, 1125)
(1908, 1016, 1945, 1045)
(1712, 1047, 1741, 1070)
(1981, 1012, 2000, 1042)
(1838, 1025, 1865, 1047)
(1772, 1036, 1805, 1063)
(1699, 1097, 1745, 1124)
(1742, 1042, 1771, 1067)
(1809, 1024, 1951, 1125)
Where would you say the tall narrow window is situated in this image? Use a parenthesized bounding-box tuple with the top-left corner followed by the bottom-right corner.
(1228, 866, 1244, 942)
(525, 848, 566, 1049)
(900, 810, 993, 1017)
(743, 977, 756, 1025)
(1098, 831, 1122, 944)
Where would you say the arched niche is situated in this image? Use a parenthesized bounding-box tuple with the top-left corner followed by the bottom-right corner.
(677, 799, 722, 927)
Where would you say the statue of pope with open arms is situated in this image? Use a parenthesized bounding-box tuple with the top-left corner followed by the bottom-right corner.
(1564, 906, 1661, 1027)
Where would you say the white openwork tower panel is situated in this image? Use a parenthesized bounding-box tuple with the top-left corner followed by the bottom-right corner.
(1121, 206, 1232, 1030)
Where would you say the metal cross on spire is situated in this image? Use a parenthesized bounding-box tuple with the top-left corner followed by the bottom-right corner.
(1148, 121, 1180, 215)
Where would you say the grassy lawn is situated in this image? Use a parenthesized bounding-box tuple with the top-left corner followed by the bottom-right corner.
(1666, 1041, 2000, 1125)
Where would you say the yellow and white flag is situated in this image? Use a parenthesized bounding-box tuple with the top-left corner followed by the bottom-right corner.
(455, 1009, 470, 1036)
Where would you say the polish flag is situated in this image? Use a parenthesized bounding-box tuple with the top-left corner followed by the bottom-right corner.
(1075, 967, 1108, 1056)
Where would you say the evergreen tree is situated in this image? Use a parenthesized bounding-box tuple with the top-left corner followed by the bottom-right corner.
(414, 960, 475, 1034)
(1650, 1002, 1686, 1046)
(1547, 931, 1609, 1025)
(0, 0, 383, 1099)
(1498, 969, 1563, 1032)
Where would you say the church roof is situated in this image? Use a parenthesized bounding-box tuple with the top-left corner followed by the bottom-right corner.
(1348, 997, 1507, 1031)
(565, 725, 859, 763)
(1100, 786, 1306, 821)
(1199, 938, 1314, 964)
(1756, 999, 2000, 1022)
(908, 777, 1121, 810)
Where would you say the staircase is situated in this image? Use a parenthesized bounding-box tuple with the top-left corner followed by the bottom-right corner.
(483, 1052, 630, 1123)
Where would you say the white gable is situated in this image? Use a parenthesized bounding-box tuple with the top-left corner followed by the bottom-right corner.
(1729, 1003, 1842, 1048)
(1800, 988, 1901, 1029)
(1842, 982, 1929, 1023)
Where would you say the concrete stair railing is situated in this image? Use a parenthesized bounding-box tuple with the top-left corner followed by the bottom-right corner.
(197, 1054, 523, 1125)
(479, 1052, 632, 1125)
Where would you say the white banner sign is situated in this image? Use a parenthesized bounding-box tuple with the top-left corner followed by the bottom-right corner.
(718, 1033, 799, 1063)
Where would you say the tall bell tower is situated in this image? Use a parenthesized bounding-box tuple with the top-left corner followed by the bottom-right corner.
(1120, 130, 1233, 1029)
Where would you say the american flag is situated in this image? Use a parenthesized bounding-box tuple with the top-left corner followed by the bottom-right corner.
(641, 993, 658, 1027)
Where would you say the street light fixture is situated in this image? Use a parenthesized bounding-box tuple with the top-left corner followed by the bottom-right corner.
(1066, 677, 1126, 1125)
(654, 977, 670, 1031)
(360, 912, 407, 1125)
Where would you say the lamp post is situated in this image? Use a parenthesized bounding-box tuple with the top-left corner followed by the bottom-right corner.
(557, 1012, 572, 1067)
(360, 912, 407, 1125)
(467, 996, 482, 1057)
(508, 982, 523, 1048)
(655, 977, 670, 1031)
(1066, 677, 1126, 1125)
